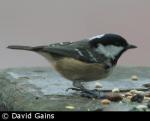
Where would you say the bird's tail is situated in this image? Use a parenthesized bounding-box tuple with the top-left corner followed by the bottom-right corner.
(7, 45, 33, 51)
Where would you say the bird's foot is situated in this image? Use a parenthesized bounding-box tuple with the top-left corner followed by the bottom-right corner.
(66, 87, 81, 92)
(66, 87, 105, 99)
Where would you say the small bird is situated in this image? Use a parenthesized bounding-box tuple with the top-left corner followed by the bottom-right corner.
(7, 33, 137, 95)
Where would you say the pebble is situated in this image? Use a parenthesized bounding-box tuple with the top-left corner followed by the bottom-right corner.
(87, 109, 90, 111)
(95, 82, 103, 89)
(101, 99, 111, 105)
(144, 93, 150, 97)
(125, 92, 133, 97)
(130, 90, 137, 94)
(136, 91, 145, 95)
(112, 88, 120, 93)
(130, 90, 144, 95)
(126, 96, 132, 100)
(143, 83, 150, 88)
(131, 75, 139, 81)
(131, 94, 144, 103)
(65, 106, 75, 110)
(144, 97, 150, 101)
(106, 93, 123, 102)
(120, 94, 125, 98)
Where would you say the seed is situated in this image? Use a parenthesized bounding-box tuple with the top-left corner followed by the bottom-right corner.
(106, 93, 123, 102)
(112, 88, 120, 93)
(120, 94, 125, 98)
(130, 90, 137, 94)
(143, 83, 150, 88)
(130, 90, 144, 95)
(65, 106, 75, 110)
(126, 96, 132, 100)
(131, 75, 139, 80)
(136, 91, 144, 95)
(144, 93, 150, 97)
(125, 92, 133, 97)
(95, 82, 103, 88)
(101, 99, 111, 105)
(144, 97, 150, 101)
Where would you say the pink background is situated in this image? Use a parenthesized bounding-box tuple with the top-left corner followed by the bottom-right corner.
(0, 0, 149, 69)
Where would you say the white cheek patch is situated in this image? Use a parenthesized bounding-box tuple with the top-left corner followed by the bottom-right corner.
(89, 34, 105, 40)
(95, 44, 123, 59)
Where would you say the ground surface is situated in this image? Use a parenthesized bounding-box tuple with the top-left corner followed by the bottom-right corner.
(0, 66, 150, 111)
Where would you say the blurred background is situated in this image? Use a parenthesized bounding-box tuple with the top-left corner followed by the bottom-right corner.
(0, 0, 149, 69)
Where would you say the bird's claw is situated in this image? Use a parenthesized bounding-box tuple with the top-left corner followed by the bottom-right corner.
(66, 87, 81, 92)
(80, 89, 104, 99)
(66, 87, 105, 99)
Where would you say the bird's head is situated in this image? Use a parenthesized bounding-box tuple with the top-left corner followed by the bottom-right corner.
(89, 33, 137, 65)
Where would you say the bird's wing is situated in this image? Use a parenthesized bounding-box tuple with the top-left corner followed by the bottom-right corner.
(32, 40, 107, 63)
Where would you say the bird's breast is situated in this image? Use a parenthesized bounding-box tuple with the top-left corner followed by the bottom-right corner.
(54, 58, 112, 81)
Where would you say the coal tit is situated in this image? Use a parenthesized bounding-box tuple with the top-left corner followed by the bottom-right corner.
(7, 33, 137, 91)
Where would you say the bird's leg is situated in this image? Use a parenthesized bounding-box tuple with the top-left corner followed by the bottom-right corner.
(66, 81, 85, 91)
(73, 81, 85, 89)
(67, 81, 105, 99)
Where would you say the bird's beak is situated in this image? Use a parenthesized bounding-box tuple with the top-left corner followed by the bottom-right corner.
(126, 44, 137, 49)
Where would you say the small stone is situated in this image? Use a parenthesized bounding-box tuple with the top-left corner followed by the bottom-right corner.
(126, 96, 133, 100)
(131, 94, 144, 103)
(130, 90, 137, 94)
(129, 90, 144, 95)
(87, 109, 90, 111)
(125, 92, 133, 97)
(59, 42, 64, 45)
(144, 97, 150, 101)
(119, 101, 123, 104)
(65, 106, 75, 110)
(106, 93, 123, 102)
(101, 99, 111, 105)
(120, 94, 125, 98)
(144, 93, 150, 97)
(136, 91, 144, 95)
(95, 82, 103, 89)
(112, 88, 120, 93)
(143, 83, 150, 88)
(131, 75, 139, 81)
